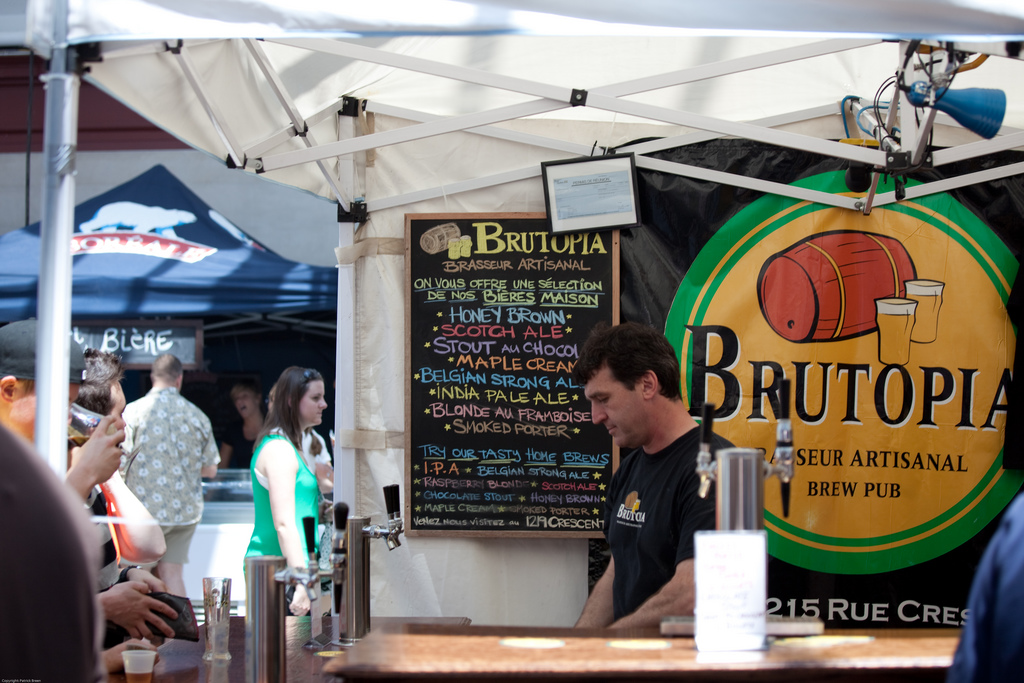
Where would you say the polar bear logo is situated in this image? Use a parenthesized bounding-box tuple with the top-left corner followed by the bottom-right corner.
(208, 209, 262, 249)
(79, 202, 197, 238)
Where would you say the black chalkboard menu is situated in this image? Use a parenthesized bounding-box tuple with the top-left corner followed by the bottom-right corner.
(406, 213, 618, 537)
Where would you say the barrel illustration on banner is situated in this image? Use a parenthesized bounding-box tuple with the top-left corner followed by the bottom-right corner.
(758, 230, 917, 343)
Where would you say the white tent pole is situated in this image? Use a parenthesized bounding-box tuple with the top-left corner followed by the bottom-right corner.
(258, 99, 564, 172)
(335, 225, 357, 511)
(592, 38, 880, 98)
(35, 0, 78, 474)
(364, 103, 842, 212)
(369, 166, 542, 212)
(932, 132, 1024, 166)
(638, 156, 860, 210)
(366, 102, 595, 156)
(270, 37, 569, 101)
(241, 39, 350, 208)
(334, 115, 358, 515)
(583, 91, 883, 165)
(876, 161, 1024, 206)
(170, 43, 246, 167)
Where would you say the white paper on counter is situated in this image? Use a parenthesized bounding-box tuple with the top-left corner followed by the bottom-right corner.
(694, 530, 767, 652)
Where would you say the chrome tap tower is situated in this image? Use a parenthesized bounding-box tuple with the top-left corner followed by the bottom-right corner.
(336, 484, 404, 645)
(244, 555, 287, 683)
(696, 379, 795, 530)
(244, 484, 404, 679)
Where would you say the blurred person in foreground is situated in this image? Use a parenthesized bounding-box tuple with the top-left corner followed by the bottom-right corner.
(245, 366, 328, 615)
(0, 421, 106, 682)
(572, 322, 730, 629)
(122, 353, 220, 597)
(947, 493, 1024, 683)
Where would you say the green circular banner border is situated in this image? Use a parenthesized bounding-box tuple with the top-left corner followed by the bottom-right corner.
(665, 170, 1023, 575)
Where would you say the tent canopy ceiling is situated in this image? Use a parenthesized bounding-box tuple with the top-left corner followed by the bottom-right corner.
(81, 32, 1024, 219)
(7, 1, 1020, 213)
(60, 0, 1024, 41)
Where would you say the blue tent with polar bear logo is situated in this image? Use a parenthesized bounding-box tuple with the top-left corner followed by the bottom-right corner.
(0, 165, 338, 321)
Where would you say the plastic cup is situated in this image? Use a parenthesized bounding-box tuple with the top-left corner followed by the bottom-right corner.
(121, 649, 156, 683)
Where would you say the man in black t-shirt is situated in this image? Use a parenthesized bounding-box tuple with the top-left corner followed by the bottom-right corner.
(573, 322, 729, 629)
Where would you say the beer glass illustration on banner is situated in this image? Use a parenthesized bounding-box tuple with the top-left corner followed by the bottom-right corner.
(905, 279, 945, 343)
(875, 298, 917, 366)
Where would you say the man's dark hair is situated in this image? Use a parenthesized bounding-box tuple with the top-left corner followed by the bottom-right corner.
(573, 322, 682, 400)
(77, 349, 124, 415)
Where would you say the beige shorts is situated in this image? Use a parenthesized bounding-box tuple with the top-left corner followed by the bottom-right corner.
(158, 523, 199, 564)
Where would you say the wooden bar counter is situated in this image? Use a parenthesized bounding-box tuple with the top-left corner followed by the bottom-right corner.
(107, 617, 959, 682)
(105, 616, 469, 682)
(322, 624, 960, 683)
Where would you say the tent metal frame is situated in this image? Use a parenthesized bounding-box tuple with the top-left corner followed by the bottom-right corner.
(35, 26, 1024, 479)
(90, 36, 1024, 219)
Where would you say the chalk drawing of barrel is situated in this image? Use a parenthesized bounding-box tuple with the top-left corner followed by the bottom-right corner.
(420, 222, 461, 254)
(757, 230, 917, 343)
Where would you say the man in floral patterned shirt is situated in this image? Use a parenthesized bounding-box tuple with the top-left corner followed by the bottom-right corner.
(122, 354, 219, 596)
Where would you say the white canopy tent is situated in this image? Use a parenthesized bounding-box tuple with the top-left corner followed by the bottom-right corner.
(13, 0, 1024, 625)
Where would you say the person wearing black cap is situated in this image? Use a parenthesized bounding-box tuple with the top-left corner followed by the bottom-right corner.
(0, 319, 124, 500)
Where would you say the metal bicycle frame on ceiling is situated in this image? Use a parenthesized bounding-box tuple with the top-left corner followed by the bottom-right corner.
(90, 36, 1024, 218)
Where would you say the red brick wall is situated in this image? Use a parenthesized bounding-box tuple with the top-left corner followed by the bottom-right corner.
(0, 55, 186, 153)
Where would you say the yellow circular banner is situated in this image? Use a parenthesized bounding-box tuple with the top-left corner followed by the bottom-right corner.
(666, 171, 1022, 574)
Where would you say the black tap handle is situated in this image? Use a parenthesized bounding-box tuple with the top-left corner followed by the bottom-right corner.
(302, 516, 317, 557)
(334, 580, 343, 617)
(778, 378, 792, 518)
(333, 502, 349, 529)
(700, 402, 716, 444)
(383, 484, 400, 516)
(779, 379, 791, 421)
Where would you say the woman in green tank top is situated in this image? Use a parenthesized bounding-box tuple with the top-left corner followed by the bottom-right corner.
(245, 366, 327, 616)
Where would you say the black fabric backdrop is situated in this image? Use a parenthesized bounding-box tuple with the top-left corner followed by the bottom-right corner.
(617, 138, 1024, 627)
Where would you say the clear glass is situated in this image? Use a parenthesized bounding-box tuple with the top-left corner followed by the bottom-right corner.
(202, 576, 232, 661)
(68, 402, 103, 446)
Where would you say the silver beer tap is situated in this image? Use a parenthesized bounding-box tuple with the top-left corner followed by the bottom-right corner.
(272, 515, 321, 604)
(696, 402, 717, 499)
(695, 379, 796, 529)
(766, 379, 794, 517)
(374, 485, 401, 548)
(337, 484, 404, 645)
(360, 484, 404, 550)
(330, 502, 349, 618)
